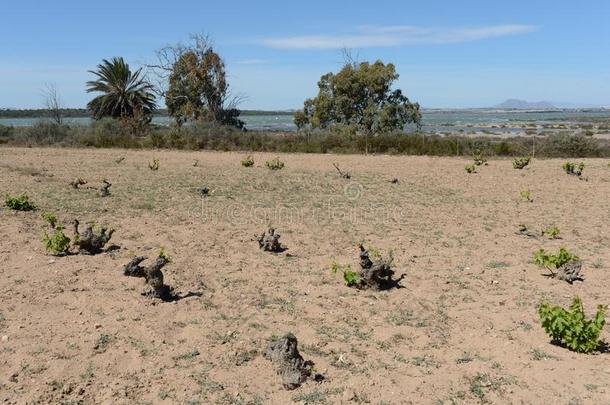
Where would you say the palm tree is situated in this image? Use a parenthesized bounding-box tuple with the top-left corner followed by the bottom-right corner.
(86, 57, 156, 120)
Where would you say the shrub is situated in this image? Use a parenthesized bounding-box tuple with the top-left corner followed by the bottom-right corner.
(4, 193, 36, 211)
(542, 225, 560, 239)
(520, 190, 533, 202)
(41, 212, 58, 227)
(534, 247, 582, 283)
(76, 118, 140, 148)
(148, 158, 160, 171)
(543, 134, 600, 157)
(534, 247, 578, 270)
(562, 161, 584, 176)
(159, 246, 172, 262)
(513, 157, 531, 169)
(0, 124, 13, 141)
(538, 297, 606, 353)
(464, 163, 476, 174)
(265, 157, 285, 170)
(5, 123, 610, 157)
(241, 155, 254, 167)
(472, 149, 487, 166)
(42, 227, 71, 256)
(331, 260, 360, 287)
(21, 121, 70, 145)
(331, 246, 399, 290)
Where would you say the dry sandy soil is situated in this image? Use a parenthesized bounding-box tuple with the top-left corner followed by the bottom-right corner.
(0, 147, 609, 405)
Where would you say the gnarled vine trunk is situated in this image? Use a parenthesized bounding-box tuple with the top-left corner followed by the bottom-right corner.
(72, 219, 114, 254)
(264, 333, 315, 390)
(123, 255, 171, 299)
(358, 244, 397, 290)
(256, 228, 284, 252)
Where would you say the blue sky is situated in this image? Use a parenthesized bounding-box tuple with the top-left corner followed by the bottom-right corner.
(1, 0, 609, 109)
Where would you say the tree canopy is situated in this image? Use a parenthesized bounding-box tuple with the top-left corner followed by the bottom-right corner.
(86, 57, 156, 120)
(294, 60, 421, 137)
(152, 34, 243, 128)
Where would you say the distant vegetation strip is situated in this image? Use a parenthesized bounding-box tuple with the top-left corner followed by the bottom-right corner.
(0, 108, 294, 119)
(1, 120, 608, 158)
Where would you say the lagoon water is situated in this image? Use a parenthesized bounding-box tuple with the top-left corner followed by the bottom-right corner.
(2, 110, 609, 134)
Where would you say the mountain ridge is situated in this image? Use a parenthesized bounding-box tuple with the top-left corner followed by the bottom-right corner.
(494, 99, 556, 109)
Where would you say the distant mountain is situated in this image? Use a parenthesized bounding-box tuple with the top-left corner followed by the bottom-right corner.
(494, 99, 556, 109)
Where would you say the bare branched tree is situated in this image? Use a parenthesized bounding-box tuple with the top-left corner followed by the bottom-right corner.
(42, 83, 63, 125)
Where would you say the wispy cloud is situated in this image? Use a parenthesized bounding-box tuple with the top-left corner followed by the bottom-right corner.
(235, 59, 269, 65)
(258, 24, 537, 49)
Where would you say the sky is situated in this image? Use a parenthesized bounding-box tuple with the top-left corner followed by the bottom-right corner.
(1, 0, 609, 109)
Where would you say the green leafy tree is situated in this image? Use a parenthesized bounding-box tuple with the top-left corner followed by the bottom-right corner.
(158, 35, 243, 128)
(294, 60, 421, 153)
(86, 57, 156, 120)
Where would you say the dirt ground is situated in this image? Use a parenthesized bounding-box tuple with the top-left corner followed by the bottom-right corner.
(0, 147, 609, 405)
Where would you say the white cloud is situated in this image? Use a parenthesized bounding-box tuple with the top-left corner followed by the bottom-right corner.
(258, 25, 537, 49)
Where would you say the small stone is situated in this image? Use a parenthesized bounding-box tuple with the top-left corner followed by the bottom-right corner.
(94, 323, 102, 329)
(1, 335, 8, 342)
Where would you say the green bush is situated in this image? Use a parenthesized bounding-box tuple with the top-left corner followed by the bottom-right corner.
(533, 247, 578, 270)
(42, 227, 71, 256)
(41, 212, 58, 227)
(241, 155, 254, 167)
(19, 121, 70, 145)
(4, 193, 36, 211)
(472, 149, 487, 166)
(159, 246, 172, 262)
(76, 118, 140, 148)
(512, 157, 531, 169)
(562, 161, 585, 176)
(464, 163, 476, 174)
(520, 190, 532, 202)
(543, 134, 600, 157)
(330, 261, 360, 287)
(538, 297, 606, 353)
(542, 225, 560, 239)
(5, 121, 610, 157)
(265, 157, 285, 170)
(0, 124, 13, 142)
